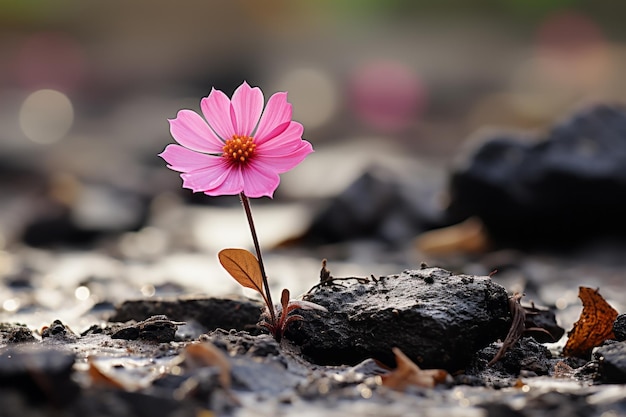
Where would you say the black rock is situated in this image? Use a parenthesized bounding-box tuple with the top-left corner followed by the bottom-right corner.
(614, 313, 626, 342)
(469, 337, 553, 378)
(289, 267, 510, 371)
(205, 329, 282, 359)
(482, 403, 526, 417)
(595, 341, 626, 383)
(41, 319, 78, 342)
(110, 315, 184, 343)
(523, 305, 565, 343)
(303, 165, 444, 246)
(0, 323, 36, 344)
(22, 180, 149, 248)
(72, 389, 201, 417)
(0, 345, 79, 406)
(448, 104, 626, 248)
(21, 205, 101, 247)
(110, 297, 263, 334)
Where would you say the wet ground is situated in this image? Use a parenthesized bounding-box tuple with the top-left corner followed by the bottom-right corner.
(4, 4, 626, 414)
(2, 104, 626, 416)
(1, 221, 626, 416)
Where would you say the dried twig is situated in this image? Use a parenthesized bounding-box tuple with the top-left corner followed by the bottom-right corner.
(488, 293, 553, 366)
(305, 259, 369, 296)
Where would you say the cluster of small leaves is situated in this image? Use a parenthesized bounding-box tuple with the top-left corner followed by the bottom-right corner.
(259, 288, 303, 342)
(218, 248, 326, 342)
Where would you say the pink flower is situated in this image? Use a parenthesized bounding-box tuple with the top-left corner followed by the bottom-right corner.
(159, 82, 313, 198)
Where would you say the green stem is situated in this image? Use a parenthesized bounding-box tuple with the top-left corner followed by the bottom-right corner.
(239, 193, 276, 325)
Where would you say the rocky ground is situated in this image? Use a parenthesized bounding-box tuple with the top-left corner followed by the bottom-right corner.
(1, 103, 626, 416)
(0, 257, 625, 417)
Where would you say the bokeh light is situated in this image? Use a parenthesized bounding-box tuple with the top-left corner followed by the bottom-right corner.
(534, 10, 611, 91)
(473, 10, 615, 127)
(273, 67, 338, 131)
(74, 285, 91, 301)
(2, 298, 19, 312)
(140, 284, 156, 297)
(13, 31, 86, 92)
(19, 89, 74, 144)
(348, 60, 425, 134)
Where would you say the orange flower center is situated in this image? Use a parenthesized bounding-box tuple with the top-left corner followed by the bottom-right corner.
(222, 135, 256, 165)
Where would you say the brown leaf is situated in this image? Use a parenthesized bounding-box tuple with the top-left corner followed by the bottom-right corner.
(87, 357, 143, 391)
(185, 342, 231, 389)
(218, 248, 266, 301)
(563, 286, 619, 358)
(183, 342, 240, 406)
(512, 378, 526, 389)
(381, 348, 449, 391)
(414, 217, 491, 255)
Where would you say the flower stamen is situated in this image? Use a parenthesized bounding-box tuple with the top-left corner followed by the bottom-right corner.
(223, 135, 256, 164)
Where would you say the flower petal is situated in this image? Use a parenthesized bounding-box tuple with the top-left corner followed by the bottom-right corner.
(209, 165, 246, 196)
(159, 144, 218, 172)
(256, 122, 306, 154)
(200, 88, 236, 140)
(162, 84, 313, 199)
(231, 81, 264, 136)
(255, 92, 292, 143)
(253, 140, 313, 173)
(241, 163, 281, 198)
(169, 110, 224, 153)
(180, 162, 244, 196)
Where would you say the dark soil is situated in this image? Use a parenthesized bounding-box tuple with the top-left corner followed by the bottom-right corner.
(0, 266, 624, 417)
(2, 103, 626, 416)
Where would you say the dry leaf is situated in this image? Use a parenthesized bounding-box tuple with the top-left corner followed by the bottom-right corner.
(414, 217, 490, 256)
(218, 248, 266, 302)
(87, 357, 144, 391)
(185, 342, 231, 389)
(563, 286, 619, 358)
(88, 359, 127, 390)
(381, 347, 449, 391)
(512, 378, 527, 389)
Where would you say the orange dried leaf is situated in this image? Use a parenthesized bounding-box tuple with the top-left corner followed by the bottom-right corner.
(88, 361, 126, 390)
(563, 286, 619, 358)
(87, 357, 142, 391)
(218, 248, 265, 298)
(414, 217, 490, 255)
(381, 347, 449, 391)
(185, 342, 231, 389)
(512, 378, 526, 389)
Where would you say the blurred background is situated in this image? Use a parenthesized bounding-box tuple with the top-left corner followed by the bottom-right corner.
(4, 1, 626, 180)
(2, 0, 626, 328)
